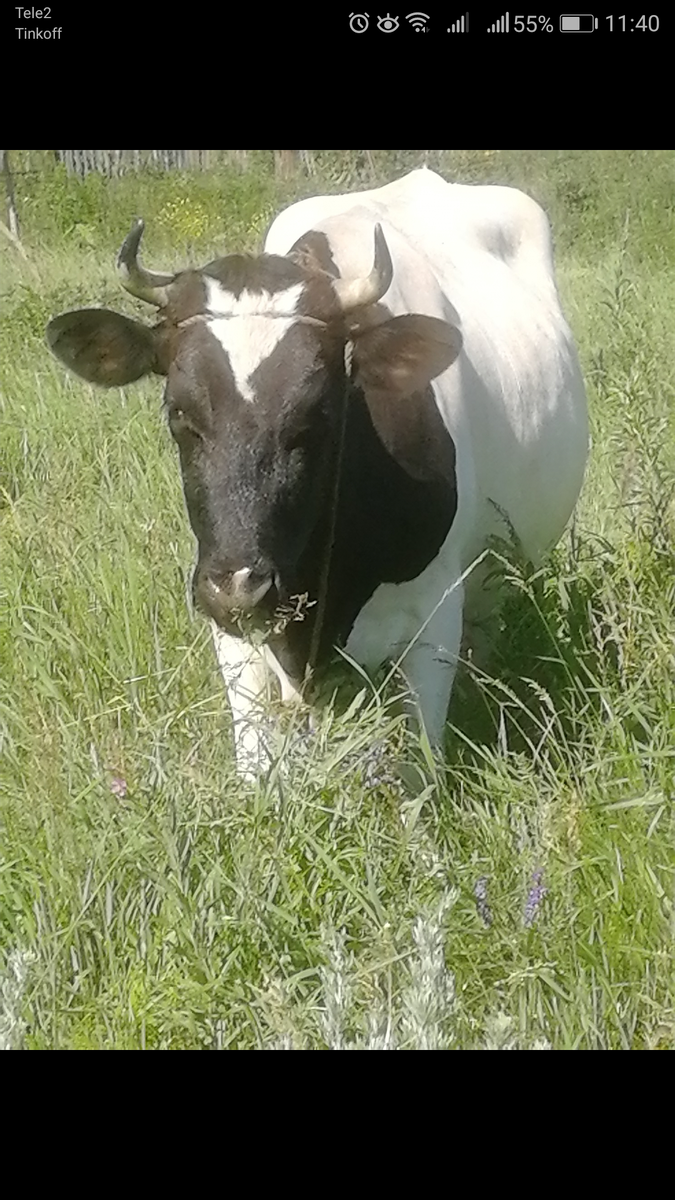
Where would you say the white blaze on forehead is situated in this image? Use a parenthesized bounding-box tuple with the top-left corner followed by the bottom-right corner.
(204, 278, 305, 403)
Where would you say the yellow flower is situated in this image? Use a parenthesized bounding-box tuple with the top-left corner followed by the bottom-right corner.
(158, 196, 209, 241)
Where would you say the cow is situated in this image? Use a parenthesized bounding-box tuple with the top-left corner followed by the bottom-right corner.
(46, 168, 589, 779)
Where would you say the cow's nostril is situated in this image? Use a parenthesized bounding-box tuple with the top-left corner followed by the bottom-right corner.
(232, 566, 252, 587)
(230, 566, 273, 606)
(231, 568, 273, 607)
(194, 566, 274, 624)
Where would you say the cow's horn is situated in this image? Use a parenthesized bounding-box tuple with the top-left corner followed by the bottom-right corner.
(117, 219, 175, 307)
(332, 224, 393, 312)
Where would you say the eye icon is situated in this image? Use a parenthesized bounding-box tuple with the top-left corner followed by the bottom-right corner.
(377, 13, 399, 31)
(349, 12, 370, 32)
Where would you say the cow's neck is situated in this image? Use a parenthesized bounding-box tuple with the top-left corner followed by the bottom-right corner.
(268, 380, 458, 688)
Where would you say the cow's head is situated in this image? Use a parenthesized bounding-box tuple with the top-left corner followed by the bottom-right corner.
(47, 220, 461, 638)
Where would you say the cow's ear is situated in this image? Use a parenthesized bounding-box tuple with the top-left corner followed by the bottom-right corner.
(46, 309, 164, 387)
(351, 314, 462, 400)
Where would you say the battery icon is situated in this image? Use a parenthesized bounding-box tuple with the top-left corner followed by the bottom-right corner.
(560, 14, 597, 31)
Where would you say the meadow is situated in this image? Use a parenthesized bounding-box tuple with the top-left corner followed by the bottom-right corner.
(1, 149, 674, 1049)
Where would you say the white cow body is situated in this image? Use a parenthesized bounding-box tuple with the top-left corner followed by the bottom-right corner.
(215, 169, 588, 767)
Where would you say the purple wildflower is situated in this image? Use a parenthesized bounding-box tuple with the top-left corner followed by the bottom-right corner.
(474, 876, 492, 927)
(524, 869, 548, 928)
(110, 775, 127, 799)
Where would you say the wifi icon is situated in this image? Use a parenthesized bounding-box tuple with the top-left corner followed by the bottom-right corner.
(406, 11, 429, 31)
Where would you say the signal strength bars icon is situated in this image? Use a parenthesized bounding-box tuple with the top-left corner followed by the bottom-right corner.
(487, 12, 509, 31)
(447, 13, 469, 32)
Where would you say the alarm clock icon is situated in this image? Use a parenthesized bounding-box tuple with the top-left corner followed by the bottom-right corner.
(349, 13, 370, 32)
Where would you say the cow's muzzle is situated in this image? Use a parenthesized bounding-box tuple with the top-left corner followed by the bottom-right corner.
(193, 565, 276, 629)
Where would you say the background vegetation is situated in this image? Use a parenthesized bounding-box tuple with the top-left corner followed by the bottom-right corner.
(1, 150, 674, 1049)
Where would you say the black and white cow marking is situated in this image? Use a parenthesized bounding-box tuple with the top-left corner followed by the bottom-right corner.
(47, 169, 588, 777)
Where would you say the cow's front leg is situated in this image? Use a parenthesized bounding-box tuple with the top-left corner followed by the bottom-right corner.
(211, 624, 275, 780)
(398, 583, 464, 749)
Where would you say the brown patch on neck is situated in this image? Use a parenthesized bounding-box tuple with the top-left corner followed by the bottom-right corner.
(287, 230, 341, 279)
(362, 383, 456, 483)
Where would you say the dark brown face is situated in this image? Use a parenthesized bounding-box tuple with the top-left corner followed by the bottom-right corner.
(153, 254, 344, 629)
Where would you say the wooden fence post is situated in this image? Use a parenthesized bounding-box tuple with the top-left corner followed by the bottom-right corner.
(1, 149, 21, 240)
(274, 150, 299, 178)
(299, 149, 315, 175)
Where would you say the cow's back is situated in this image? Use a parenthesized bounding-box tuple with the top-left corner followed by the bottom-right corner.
(266, 168, 555, 299)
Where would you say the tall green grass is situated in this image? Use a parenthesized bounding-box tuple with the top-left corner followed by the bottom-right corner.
(1, 151, 674, 1048)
